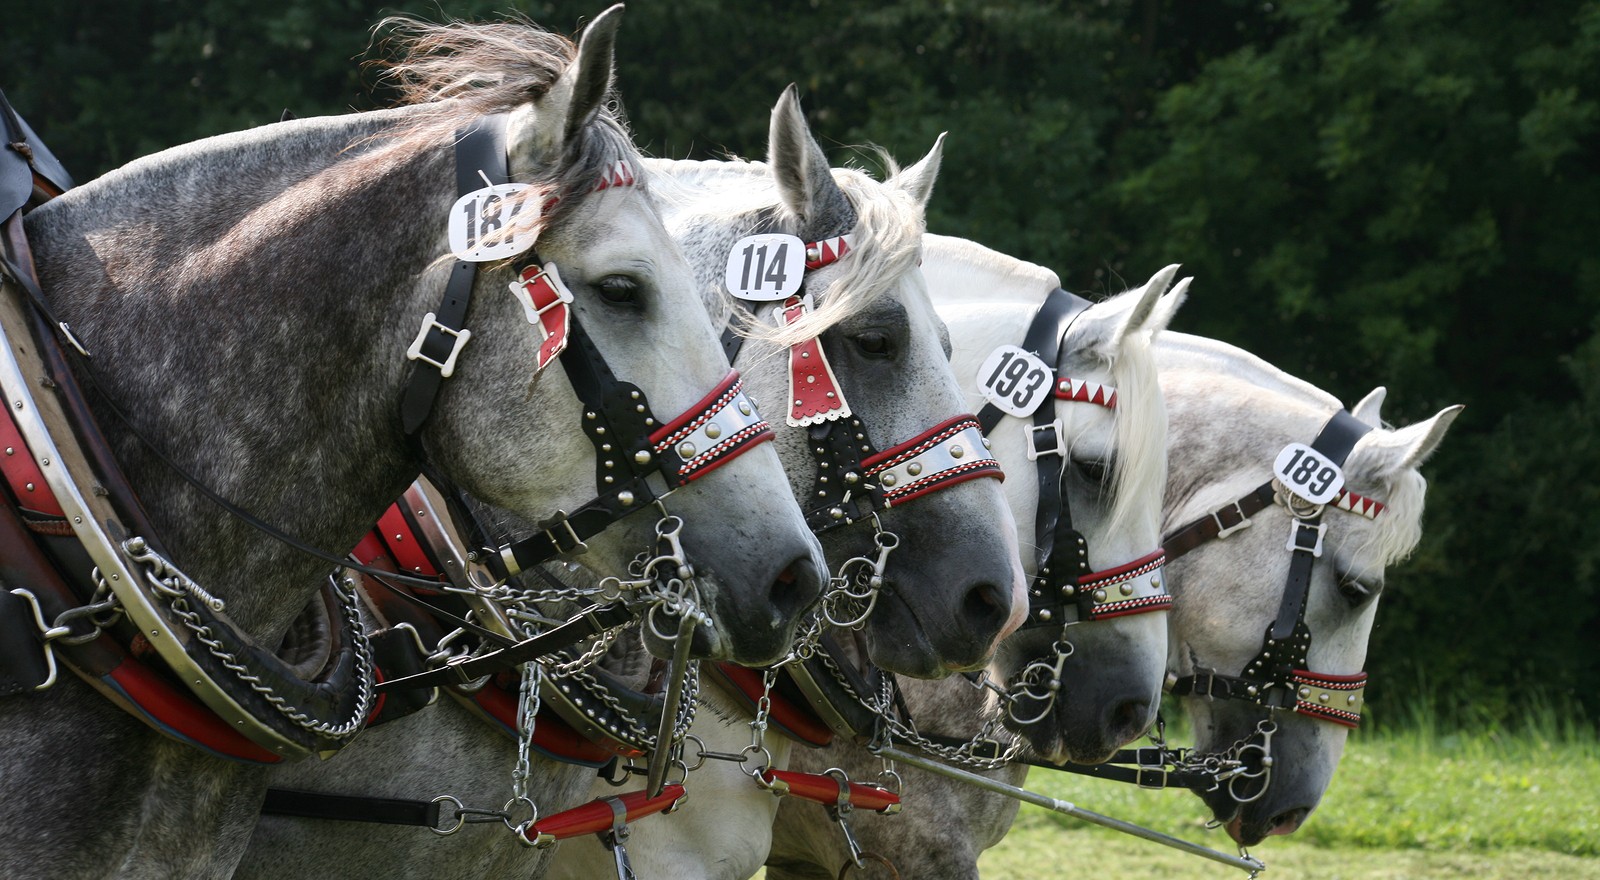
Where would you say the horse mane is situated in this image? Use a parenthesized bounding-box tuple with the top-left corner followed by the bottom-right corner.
(372, 16, 639, 230)
(647, 156, 927, 347)
(926, 236, 1167, 546)
(1157, 331, 1428, 570)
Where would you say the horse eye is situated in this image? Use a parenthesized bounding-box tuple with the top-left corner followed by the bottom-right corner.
(853, 332, 894, 359)
(1074, 458, 1110, 485)
(1337, 575, 1374, 607)
(596, 275, 640, 304)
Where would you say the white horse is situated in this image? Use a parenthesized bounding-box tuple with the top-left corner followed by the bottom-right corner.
(765, 236, 1460, 878)
(240, 85, 1022, 880)
(549, 236, 1179, 880)
(0, 9, 826, 878)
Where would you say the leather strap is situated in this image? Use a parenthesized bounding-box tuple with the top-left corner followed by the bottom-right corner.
(262, 788, 442, 828)
(400, 114, 508, 435)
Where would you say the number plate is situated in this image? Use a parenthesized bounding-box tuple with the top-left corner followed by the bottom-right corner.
(976, 345, 1054, 417)
(1273, 442, 1345, 505)
(725, 234, 806, 301)
(449, 183, 538, 262)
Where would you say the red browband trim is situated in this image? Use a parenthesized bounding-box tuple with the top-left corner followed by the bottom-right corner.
(651, 369, 747, 445)
(591, 160, 637, 192)
(803, 235, 853, 271)
(649, 370, 775, 485)
(523, 785, 685, 845)
(1055, 377, 1118, 409)
(1291, 669, 1367, 728)
(863, 416, 1004, 507)
(782, 297, 851, 426)
(1077, 549, 1171, 620)
(1331, 489, 1385, 519)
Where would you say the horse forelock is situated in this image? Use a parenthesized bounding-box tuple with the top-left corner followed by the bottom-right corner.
(1104, 322, 1167, 541)
(372, 16, 640, 238)
(646, 158, 928, 349)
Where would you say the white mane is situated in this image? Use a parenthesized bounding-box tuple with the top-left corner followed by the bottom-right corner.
(927, 235, 1167, 541)
(647, 157, 927, 347)
(1158, 331, 1428, 568)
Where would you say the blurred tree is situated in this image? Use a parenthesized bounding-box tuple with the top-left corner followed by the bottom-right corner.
(3, 0, 1595, 721)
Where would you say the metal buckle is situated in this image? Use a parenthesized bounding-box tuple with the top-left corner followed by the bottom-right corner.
(405, 312, 472, 378)
(9, 588, 58, 690)
(1212, 501, 1253, 539)
(541, 513, 588, 557)
(1025, 420, 1066, 461)
(1286, 520, 1326, 557)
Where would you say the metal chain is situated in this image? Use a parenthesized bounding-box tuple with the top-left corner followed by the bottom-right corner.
(120, 548, 375, 739)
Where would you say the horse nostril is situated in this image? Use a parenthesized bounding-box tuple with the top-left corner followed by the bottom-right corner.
(1268, 807, 1309, 837)
(1108, 698, 1152, 743)
(961, 581, 1009, 631)
(768, 556, 819, 620)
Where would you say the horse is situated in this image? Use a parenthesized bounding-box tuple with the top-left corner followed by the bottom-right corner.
(0, 9, 826, 877)
(764, 235, 1460, 878)
(238, 83, 1023, 880)
(542, 233, 1178, 880)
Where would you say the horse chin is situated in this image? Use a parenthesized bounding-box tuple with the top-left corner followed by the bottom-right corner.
(864, 585, 995, 678)
(640, 616, 726, 662)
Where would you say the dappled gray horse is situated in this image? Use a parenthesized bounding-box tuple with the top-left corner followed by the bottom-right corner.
(766, 236, 1458, 878)
(241, 84, 1020, 880)
(0, 9, 825, 878)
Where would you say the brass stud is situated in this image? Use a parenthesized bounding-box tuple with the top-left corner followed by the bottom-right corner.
(618, 491, 635, 506)
(634, 450, 652, 465)
(1038, 609, 1053, 622)
(881, 474, 897, 487)
(1120, 583, 1134, 596)
(705, 424, 723, 440)
(1299, 687, 1311, 698)
(739, 401, 753, 416)
(907, 463, 923, 476)
(1092, 588, 1107, 603)
(678, 442, 696, 458)
(949, 445, 964, 459)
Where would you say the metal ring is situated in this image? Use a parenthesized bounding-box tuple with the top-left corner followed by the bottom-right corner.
(428, 795, 467, 836)
(836, 852, 902, 879)
(500, 796, 538, 833)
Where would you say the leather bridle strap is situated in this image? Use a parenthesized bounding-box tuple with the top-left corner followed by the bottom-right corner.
(400, 114, 507, 436)
(1167, 410, 1374, 727)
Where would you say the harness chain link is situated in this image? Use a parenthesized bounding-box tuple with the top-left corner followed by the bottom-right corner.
(96, 538, 375, 739)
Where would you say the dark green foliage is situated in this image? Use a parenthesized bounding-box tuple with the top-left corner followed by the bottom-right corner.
(4, 0, 1594, 724)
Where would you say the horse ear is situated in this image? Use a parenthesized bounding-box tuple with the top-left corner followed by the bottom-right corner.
(887, 132, 946, 208)
(524, 4, 622, 160)
(1146, 275, 1191, 338)
(1351, 387, 1387, 428)
(1360, 405, 1463, 474)
(1116, 264, 1181, 343)
(768, 84, 854, 233)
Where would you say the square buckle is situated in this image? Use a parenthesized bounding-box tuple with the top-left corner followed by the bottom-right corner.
(1211, 501, 1253, 539)
(1286, 520, 1326, 557)
(405, 312, 473, 378)
(540, 513, 588, 557)
(1025, 420, 1067, 461)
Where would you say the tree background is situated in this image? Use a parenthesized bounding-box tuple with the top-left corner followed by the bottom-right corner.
(5, 0, 1596, 726)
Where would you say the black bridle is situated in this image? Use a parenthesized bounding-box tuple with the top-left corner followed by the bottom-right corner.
(1164, 409, 1374, 730)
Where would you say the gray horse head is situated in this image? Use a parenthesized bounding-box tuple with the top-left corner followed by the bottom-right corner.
(1157, 332, 1460, 843)
(928, 236, 1183, 761)
(646, 89, 1026, 677)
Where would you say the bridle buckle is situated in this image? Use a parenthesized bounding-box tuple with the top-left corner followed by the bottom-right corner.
(1286, 520, 1326, 558)
(540, 512, 588, 556)
(1211, 501, 1253, 539)
(405, 312, 473, 378)
(1025, 419, 1067, 461)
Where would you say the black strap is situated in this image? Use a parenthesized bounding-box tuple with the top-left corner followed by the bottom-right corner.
(373, 602, 634, 693)
(261, 788, 441, 828)
(979, 288, 1095, 628)
(1271, 410, 1372, 641)
(400, 114, 509, 435)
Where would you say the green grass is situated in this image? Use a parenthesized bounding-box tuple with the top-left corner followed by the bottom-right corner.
(972, 715, 1600, 879)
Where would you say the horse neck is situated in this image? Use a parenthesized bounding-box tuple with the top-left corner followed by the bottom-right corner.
(25, 110, 445, 637)
(1155, 332, 1343, 531)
